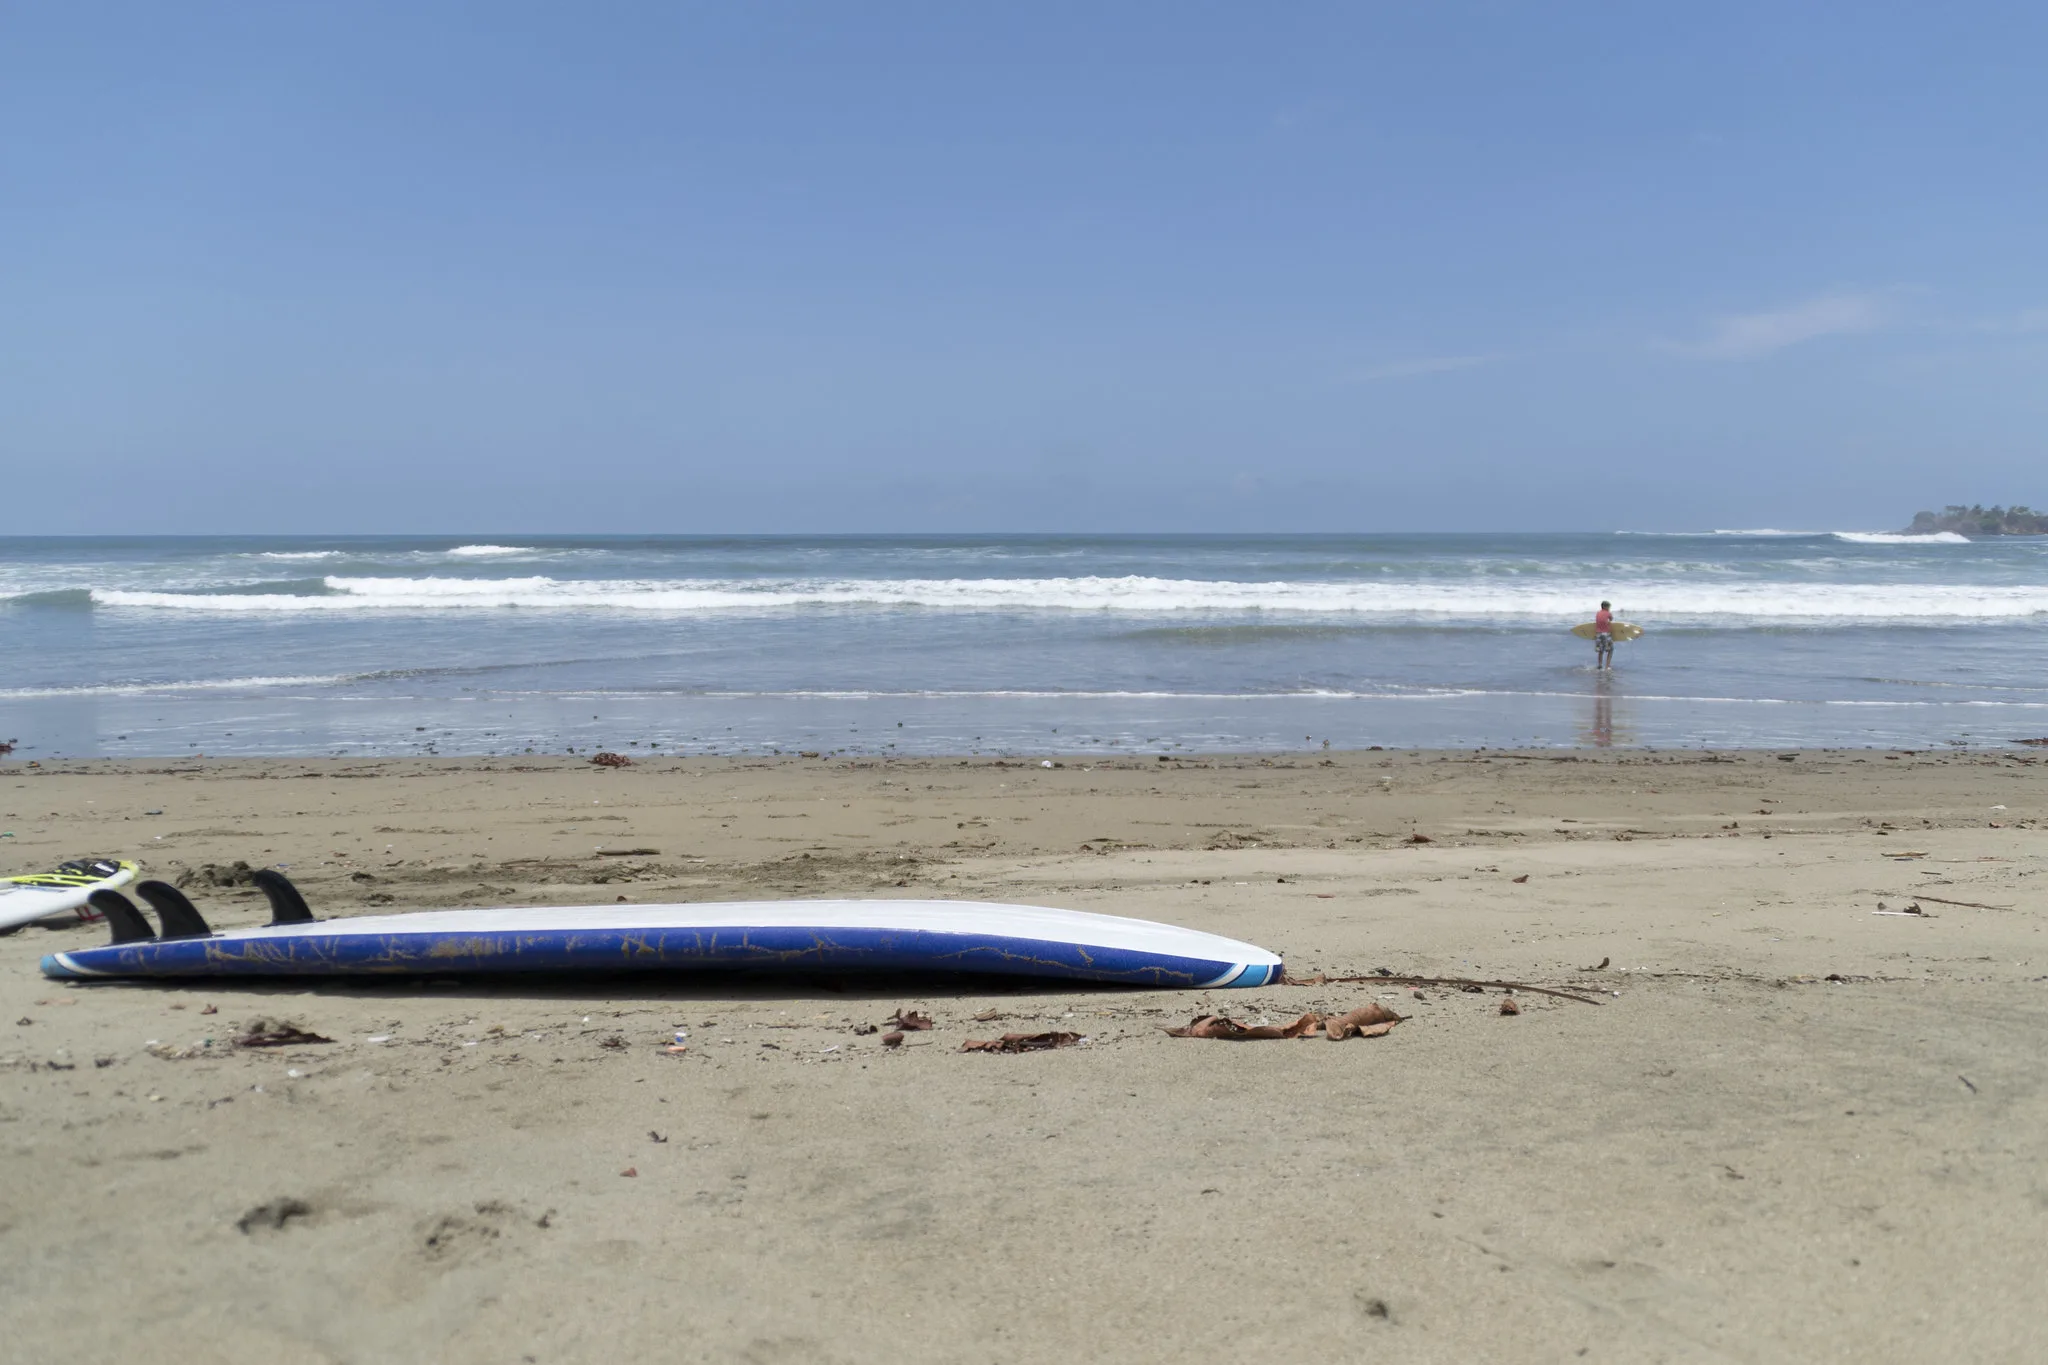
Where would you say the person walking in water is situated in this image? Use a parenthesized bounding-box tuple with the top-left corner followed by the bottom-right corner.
(1593, 600, 1614, 670)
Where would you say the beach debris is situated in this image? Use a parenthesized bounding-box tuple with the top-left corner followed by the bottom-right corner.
(881, 1031, 905, 1047)
(885, 1009, 934, 1032)
(1167, 1004, 1402, 1041)
(234, 1020, 334, 1049)
(851, 1022, 879, 1035)
(620, 1167, 638, 1178)
(971, 1008, 1006, 1022)
(1512, 874, 1529, 883)
(962, 1031, 1084, 1053)
(663, 1045, 689, 1055)
(177, 860, 256, 889)
(1286, 970, 1602, 1005)
(1873, 904, 1930, 917)
(593, 847, 661, 857)
(1583, 957, 1610, 971)
(1410, 988, 1429, 1002)
(1959, 1074, 1979, 1094)
(145, 1040, 210, 1059)
(1881, 851, 1928, 859)
(649, 1131, 668, 1143)
(598, 1034, 629, 1050)
(1326, 1003, 1403, 1039)
(1891, 892, 2013, 910)
(200, 1004, 217, 1015)
(589, 752, 633, 767)
(236, 1197, 312, 1234)
(2013, 738, 2048, 746)
(1406, 833, 1433, 844)
(1499, 997, 1521, 1016)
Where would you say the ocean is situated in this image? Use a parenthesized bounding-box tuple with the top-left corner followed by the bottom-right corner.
(3, 532, 2045, 758)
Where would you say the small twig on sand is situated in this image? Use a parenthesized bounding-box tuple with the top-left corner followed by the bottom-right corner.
(1283, 972, 1603, 1005)
(1886, 892, 2015, 911)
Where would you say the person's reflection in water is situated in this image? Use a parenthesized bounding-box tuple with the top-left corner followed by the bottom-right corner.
(1585, 671, 1615, 748)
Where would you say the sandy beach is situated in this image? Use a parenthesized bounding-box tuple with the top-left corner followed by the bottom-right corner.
(2, 748, 2043, 1363)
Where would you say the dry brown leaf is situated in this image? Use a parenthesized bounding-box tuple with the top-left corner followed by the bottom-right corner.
(1511, 874, 1529, 884)
(1499, 997, 1521, 1016)
(1165, 1012, 1325, 1040)
(1325, 1003, 1404, 1040)
(960, 1031, 1083, 1053)
(1407, 833, 1433, 844)
(885, 1009, 934, 1032)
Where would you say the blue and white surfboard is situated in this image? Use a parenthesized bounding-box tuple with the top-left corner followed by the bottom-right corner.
(41, 871, 1284, 989)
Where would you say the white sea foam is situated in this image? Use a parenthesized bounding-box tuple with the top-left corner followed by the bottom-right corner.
(443, 544, 539, 557)
(0, 675, 348, 699)
(1626, 529, 1971, 543)
(82, 573, 2048, 622)
(1711, 528, 1828, 537)
(254, 550, 346, 560)
(1830, 531, 1971, 545)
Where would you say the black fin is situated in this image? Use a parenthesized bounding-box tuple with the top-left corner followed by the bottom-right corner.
(89, 890, 157, 945)
(135, 880, 213, 940)
(251, 868, 315, 925)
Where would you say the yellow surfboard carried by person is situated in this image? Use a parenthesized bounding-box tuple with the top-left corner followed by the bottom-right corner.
(1570, 600, 1642, 667)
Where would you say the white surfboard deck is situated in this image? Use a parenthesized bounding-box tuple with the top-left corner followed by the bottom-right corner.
(0, 859, 138, 933)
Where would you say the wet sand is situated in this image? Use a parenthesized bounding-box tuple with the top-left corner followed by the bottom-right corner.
(2, 749, 2044, 1363)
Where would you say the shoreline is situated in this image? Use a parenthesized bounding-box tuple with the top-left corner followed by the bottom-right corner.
(4, 746, 2042, 1360)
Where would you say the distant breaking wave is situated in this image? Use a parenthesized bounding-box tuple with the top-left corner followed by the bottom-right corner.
(82, 573, 2048, 622)
(1620, 529, 1973, 544)
(0, 675, 348, 699)
(1830, 531, 1971, 545)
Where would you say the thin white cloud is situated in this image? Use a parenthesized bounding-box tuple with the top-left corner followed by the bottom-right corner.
(1972, 306, 2048, 334)
(1352, 353, 1497, 382)
(1672, 292, 1889, 360)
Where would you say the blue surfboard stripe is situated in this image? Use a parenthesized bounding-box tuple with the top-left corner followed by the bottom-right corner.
(41, 924, 1278, 988)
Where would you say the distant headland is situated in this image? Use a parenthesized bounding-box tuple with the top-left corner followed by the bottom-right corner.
(1901, 504, 2046, 536)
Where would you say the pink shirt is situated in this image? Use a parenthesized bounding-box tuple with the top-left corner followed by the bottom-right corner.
(1594, 609, 1612, 635)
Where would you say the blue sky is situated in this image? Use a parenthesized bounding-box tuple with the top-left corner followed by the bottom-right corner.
(4, 3, 2044, 532)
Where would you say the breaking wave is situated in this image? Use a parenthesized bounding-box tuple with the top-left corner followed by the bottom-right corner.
(1830, 531, 1971, 545)
(82, 573, 2048, 623)
(0, 675, 349, 699)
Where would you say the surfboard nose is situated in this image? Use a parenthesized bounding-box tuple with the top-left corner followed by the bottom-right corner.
(40, 954, 83, 980)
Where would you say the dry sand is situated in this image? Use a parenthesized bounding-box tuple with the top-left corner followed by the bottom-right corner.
(2, 748, 2044, 1363)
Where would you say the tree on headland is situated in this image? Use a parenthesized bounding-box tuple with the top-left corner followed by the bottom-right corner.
(1904, 504, 2046, 535)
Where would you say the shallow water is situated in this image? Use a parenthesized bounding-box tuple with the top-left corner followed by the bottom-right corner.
(3, 532, 2045, 756)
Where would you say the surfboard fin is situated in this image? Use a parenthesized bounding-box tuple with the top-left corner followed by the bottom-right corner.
(88, 890, 157, 944)
(251, 868, 315, 925)
(135, 880, 214, 940)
